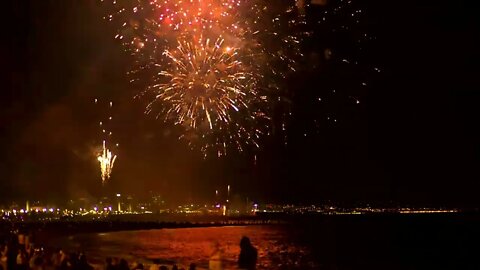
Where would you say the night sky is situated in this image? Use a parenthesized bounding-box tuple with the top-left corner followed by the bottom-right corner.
(2, 0, 479, 207)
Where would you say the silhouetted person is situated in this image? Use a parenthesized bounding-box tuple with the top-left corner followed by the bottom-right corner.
(78, 253, 93, 270)
(28, 250, 38, 270)
(105, 257, 115, 270)
(51, 249, 64, 270)
(6, 242, 17, 270)
(149, 259, 161, 270)
(25, 245, 34, 262)
(0, 244, 7, 270)
(132, 263, 143, 270)
(209, 242, 223, 270)
(171, 265, 178, 270)
(0, 250, 3, 270)
(32, 254, 43, 270)
(188, 263, 196, 270)
(59, 254, 70, 270)
(16, 249, 27, 270)
(29, 250, 43, 270)
(118, 259, 129, 270)
(238, 237, 257, 270)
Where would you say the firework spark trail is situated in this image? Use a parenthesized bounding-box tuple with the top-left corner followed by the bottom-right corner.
(95, 98, 118, 184)
(98, 140, 117, 185)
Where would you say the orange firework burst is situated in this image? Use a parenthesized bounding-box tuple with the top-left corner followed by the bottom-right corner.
(147, 35, 258, 129)
(101, 0, 304, 155)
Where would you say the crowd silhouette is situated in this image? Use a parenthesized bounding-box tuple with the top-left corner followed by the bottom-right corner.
(1, 233, 257, 270)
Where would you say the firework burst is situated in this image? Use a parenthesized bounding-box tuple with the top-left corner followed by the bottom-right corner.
(146, 35, 257, 130)
(101, 0, 306, 155)
(97, 140, 117, 185)
(94, 98, 118, 184)
(149, 34, 271, 156)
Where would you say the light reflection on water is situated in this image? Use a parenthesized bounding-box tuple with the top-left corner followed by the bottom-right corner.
(49, 225, 318, 269)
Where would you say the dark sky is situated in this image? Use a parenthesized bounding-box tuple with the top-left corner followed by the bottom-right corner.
(2, 0, 479, 207)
